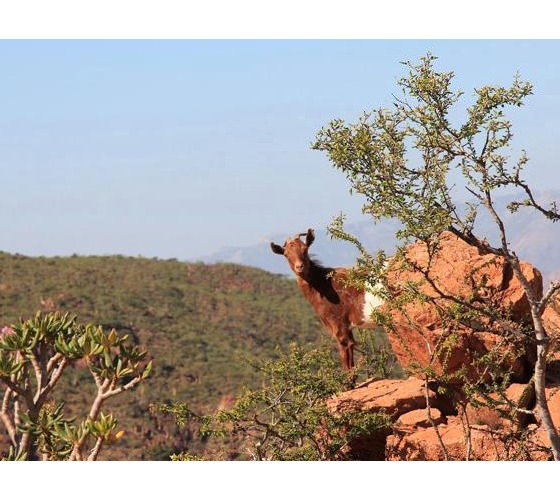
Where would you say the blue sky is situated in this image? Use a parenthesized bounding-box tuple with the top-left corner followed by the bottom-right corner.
(1, 40, 560, 260)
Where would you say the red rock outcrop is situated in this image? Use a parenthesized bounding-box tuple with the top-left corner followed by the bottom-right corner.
(385, 382, 549, 460)
(386, 416, 550, 461)
(327, 376, 559, 460)
(329, 377, 441, 417)
(383, 231, 541, 382)
(327, 377, 454, 460)
(386, 383, 560, 461)
(543, 295, 560, 347)
(325, 232, 560, 460)
(463, 383, 529, 429)
(397, 407, 445, 428)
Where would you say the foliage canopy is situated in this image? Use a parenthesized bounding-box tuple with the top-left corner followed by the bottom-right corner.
(314, 53, 560, 460)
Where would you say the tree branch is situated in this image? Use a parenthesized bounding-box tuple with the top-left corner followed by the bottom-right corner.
(87, 437, 104, 461)
(102, 374, 144, 399)
(29, 353, 44, 403)
(515, 180, 560, 221)
(0, 388, 17, 447)
(539, 281, 560, 315)
(34, 357, 68, 407)
(45, 352, 64, 376)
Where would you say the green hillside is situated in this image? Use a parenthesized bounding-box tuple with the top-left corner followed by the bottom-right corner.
(0, 252, 330, 459)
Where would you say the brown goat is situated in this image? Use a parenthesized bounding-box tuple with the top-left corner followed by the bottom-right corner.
(271, 228, 384, 370)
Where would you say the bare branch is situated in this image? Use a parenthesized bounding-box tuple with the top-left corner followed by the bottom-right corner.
(45, 352, 64, 375)
(516, 180, 560, 221)
(34, 357, 68, 407)
(423, 376, 449, 460)
(539, 281, 560, 315)
(0, 388, 17, 446)
(29, 353, 44, 403)
(482, 188, 509, 255)
(88, 362, 104, 389)
(0, 376, 28, 400)
(87, 437, 104, 461)
(103, 374, 145, 399)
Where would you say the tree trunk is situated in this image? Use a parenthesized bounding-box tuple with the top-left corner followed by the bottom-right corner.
(534, 340, 560, 460)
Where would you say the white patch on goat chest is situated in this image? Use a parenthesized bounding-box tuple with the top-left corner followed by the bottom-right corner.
(361, 286, 385, 325)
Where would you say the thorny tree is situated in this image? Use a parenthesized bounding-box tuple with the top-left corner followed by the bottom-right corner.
(0, 312, 152, 460)
(313, 54, 560, 459)
(157, 344, 392, 460)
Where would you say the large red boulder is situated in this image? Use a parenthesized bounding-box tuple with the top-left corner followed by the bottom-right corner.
(327, 377, 453, 459)
(325, 232, 560, 460)
(328, 377, 439, 417)
(383, 231, 542, 382)
(326, 377, 560, 460)
(385, 416, 550, 461)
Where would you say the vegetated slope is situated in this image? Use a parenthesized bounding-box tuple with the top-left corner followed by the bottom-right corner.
(0, 252, 329, 459)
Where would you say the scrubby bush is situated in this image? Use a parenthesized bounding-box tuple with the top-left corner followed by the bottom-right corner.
(158, 343, 392, 460)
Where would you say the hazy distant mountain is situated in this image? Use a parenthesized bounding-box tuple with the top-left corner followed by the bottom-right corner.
(472, 190, 560, 285)
(201, 218, 401, 276)
(201, 191, 560, 285)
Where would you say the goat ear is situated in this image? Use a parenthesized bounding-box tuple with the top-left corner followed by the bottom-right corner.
(306, 228, 315, 247)
(270, 242, 285, 255)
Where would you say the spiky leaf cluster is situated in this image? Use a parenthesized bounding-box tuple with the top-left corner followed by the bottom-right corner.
(0, 311, 151, 460)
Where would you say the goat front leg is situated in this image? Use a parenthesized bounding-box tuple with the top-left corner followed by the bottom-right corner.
(335, 328, 355, 371)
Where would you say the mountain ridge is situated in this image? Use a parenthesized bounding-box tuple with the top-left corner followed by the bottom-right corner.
(201, 190, 560, 285)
